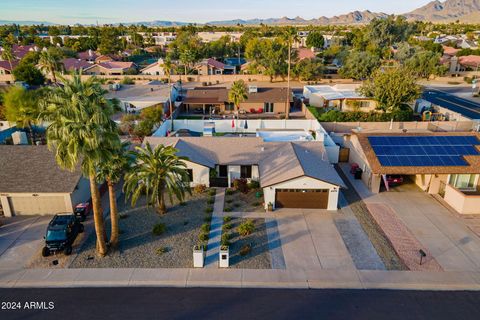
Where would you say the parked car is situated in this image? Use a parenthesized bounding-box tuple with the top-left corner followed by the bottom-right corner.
(74, 202, 91, 221)
(386, 175, 404, 185)
(42, 214, 84, 257)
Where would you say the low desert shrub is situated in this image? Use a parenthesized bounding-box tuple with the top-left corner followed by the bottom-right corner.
(208, 189, 216, 196)
(203, 215, 212, 223)
(247, 180, 260, 190)
(221, 233, 231, 246)
(199, 232, 209, 242)
(238, 220, 255, 236)
(224, 207, 232, 212)
(225, 199, 233, 204)
(223, 216, 232, 223)
(201, 223, 210, 233)
(239, 244, 252, 256)
(193, 184, 207, 194)
(205, 207, 213, 214)
(207, 198, 215, 205)
(225, 189, 234, 196)
(233, 178, 248, 193)
(152, 223, 167, 236)
(155, 247, 169, 255)
(222, 223, 232, 231)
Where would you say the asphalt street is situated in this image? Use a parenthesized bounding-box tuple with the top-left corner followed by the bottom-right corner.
(1, 287, 480, 320)
(422, 88, 480, 119)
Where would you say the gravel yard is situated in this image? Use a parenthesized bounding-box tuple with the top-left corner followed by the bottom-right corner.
(222, 217, 271, 269)
(69, 190, 212, 268)
(224, 189, 264, 213)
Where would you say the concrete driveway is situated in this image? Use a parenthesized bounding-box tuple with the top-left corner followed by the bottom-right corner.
(0, 216, 50, 269)
(274, 209, 356, 271)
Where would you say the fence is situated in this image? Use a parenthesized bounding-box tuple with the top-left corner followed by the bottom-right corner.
(320, 121, 477, 133)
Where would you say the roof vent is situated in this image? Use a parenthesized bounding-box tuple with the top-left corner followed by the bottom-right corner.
(249, 86, 258, 93)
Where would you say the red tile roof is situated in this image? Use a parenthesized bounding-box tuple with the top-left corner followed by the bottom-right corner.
(0, 60, 19, 71)
(297, 48, 316, 61)
(459, 55, 480, 69)
(442, 46, 460, 57)
(62, 58, 92, 71)
(96, 61, 135, 70)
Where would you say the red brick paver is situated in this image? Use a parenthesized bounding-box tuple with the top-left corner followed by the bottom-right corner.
(366, 203, 443, 272)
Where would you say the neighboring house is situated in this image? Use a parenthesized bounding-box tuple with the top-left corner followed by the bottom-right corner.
(303, 84, 377, 112)
(417, 90, 480, 121)
(224, 57, 247, 73)
(141, 58, 166, 76)
(183, 86, 292, 115)
(77, 50, 98, 62)
(144, 136, 345, 210)
(95, 54, 118, 64)
(0, 60, 19, 75)
(83, 61, 137, 75)
(61, 58, 92, 73)
(0, 145, 91, 217)
(344, 132, 480, 214)
(104, 82, 179, 114)
(297, 48, 316, 61)
(197, 32, 243, 43)
(194, 58, 236, 75)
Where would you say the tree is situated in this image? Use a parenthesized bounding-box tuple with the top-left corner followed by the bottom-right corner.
(405, 50, 444, 79)
(161, 57, 175, 131)
(98, 27, 122, 54)
(293, 58, 324, 81)
(359, 67, 421, 113)
(38, 48, 64, 83)
(339, 51, 380, 80)
(245, 38, 288, 81)
(179, 49, 196, 76)
(39, 73, 121, 256)
(3, 86, 43, 141)
(228, 80, 248, 114)
(12, 63, 45, 86)
(306, 31, 324, 49)
(123, 143, 191, 215)
(96, 142, 132, 249)
(1, 44, 15, 79)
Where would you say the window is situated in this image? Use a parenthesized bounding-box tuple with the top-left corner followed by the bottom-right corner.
(219, 165, 228, 177)
(449, 174, 477, 190)
(240, 166, 252, 179)
(264, 102, 274, 113)
(225, 103, 235, 111)
(359, 101, 370, 108)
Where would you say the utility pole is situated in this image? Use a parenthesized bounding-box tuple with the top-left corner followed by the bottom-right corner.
(286, 38, 291, 120)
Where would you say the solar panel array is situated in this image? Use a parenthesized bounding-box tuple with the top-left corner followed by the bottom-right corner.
(368, 136, 480, 167)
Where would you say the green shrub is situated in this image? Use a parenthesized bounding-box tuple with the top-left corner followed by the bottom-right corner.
(233, 203, 240, 208)
(225, 199, 233, 204)
(120, 77, 135, 85)
(208, 189, 216, 196)
(180, 202, 187, 206)
(221, 233, 230, 246)
(225, 189, 234, 196)
(207, 198, 215, 205)
(247, 180, 260, 190)
(204, 207, 213, 214)
(224, 207, 232, 212)
(223, 216, 232, 223)
(233, 178, 248, 193)
(199, 232, 209, 241)
(203, 215, 212, 223)
(193, 184, 207, 194)
(152, 223, 167, 236)
(201, 223, 210, 233)
(155, 247, 169, 255)
(222, 223, 232, 231)
(239, 244, 251, 256)
(238, 220, 255, 236)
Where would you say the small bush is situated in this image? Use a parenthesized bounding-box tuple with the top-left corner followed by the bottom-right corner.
(152, 223, 167, 236)
(155, 247, 169, 255)
(180, 202, 187, 206)
(193, 184, 207, 194)
(199, 232, 209, 242)
(224, 207, 232, 212)
(222, 223, 232, 231)
(203, 215, 212, 223)
(237, 220, 255, 236)
(247, 180, 260, 190)
(208, 189, 216, 196)
(225, 199, 233, 204)
(225, 189, 234, 196)
(207, 198, 215, 205)
(201, 223, 210, 233)
(221, 233, 230, 246)
(233, 178, 248, 193)
(204, 207, 213, 214)
(223, 216, 232, 223)
(239, 244, 251, 256)
(120, 77, 135, 85)
(233, 203, 240, 208)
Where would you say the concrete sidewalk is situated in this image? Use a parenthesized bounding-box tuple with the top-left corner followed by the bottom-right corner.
(2, 267, 480, 290)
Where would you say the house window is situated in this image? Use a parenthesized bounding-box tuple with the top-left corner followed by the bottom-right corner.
(219, 165, 228, 177)
(225, 103, 235, 111)
(359, 101, 370, 108)
(240, 166, 252, 179)
(449, 174, 477, 190)
(264, 102, 274, 113)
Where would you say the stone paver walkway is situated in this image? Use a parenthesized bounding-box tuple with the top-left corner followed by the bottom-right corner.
(205, 188, 225, 268)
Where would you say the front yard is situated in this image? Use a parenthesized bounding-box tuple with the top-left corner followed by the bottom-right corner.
(223, 188, 264, 213)
(69, 189, 215, 268)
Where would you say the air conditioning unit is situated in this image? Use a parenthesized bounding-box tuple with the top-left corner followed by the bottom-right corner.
(249, 86, 258, 93)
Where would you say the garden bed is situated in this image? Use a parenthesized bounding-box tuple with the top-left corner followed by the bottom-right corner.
(69, 189, 215, 268)
(221, 217, 271, 269)
(224, 188, 264, 213)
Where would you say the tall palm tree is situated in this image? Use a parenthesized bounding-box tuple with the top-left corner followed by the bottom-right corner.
(124, 143, 191, 215)
(39, 72, 120, 256)
(1, 44, 15, 80)
(228, 80, 248, 116)
(180, 49, 195, 77)
(96, 142, 132, 249)
(281, 27, 299, 120)
(38, 50, 62, 83)
(161, 56, 175, 131)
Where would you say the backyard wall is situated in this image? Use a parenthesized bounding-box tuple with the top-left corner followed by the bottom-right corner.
(320, 121, 477, 133)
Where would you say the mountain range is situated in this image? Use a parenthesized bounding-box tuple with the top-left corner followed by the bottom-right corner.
(1, 0, 480, 26)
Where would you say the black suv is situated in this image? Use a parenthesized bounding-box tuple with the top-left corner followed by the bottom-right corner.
(42, 214, 84, 257)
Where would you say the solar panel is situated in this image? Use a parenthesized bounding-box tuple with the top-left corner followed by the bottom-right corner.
(367, 135, 479, 167)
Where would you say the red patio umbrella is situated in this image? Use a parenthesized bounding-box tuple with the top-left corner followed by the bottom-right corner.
(231, 119, 235, 128)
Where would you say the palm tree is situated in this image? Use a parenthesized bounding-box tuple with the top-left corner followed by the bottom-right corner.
(96, 142, 132, 249)
(124, 143, 191, 215)
(281, 27, 299, 120)
(228, 80, 248, 116)
(180, 49, 195, 77)
(39, 72, 120, 256)
(38, 50, 62, 83)
(1, 44, 15, 80)
(161, 57, 175, 131)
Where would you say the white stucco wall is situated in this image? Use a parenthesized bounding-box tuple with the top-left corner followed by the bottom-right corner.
(263, 176, 339, 211)
(186, 160, 210, 187)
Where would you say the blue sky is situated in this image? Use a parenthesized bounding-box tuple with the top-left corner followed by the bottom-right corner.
(1, 0, 432, 24)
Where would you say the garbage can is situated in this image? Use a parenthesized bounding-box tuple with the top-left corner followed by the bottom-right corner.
(354, 168, 363, 180)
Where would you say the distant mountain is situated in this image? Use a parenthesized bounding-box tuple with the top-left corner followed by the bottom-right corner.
(120, 20, 190, 27)
(0, 20, 56, 26)
(404, 0, 480, 22)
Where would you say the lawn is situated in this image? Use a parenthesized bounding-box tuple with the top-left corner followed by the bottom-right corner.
(69, 189, 215, 268)
(224, 188, 264, 213)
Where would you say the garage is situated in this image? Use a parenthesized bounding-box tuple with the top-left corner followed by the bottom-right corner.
(275, 189, 329, 209)
(7, 196, 68, 215)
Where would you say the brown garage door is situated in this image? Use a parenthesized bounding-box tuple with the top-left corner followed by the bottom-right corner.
(275, 189, 329, 209)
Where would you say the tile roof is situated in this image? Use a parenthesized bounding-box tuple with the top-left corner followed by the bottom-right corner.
(94, 61, 135, 70)
(297, 48, 316, 60)
(458, 55, 480, 68)
(143, 137, 345, 188)
(62, 58, 91, 72)
(0, 60, 19, 71)
(355, 132, 480, 175)
(0, 145, 83, 193)
(184, 87, 292, 104)
(442, 46, 460, 56)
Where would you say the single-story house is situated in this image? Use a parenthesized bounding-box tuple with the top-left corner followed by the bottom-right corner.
(0, 145, 91, 216)
(194, 58, 235, 75)
(418, 90, 480, 121)
(144, 136, 345, 210)
(84, 61, 137, 75)
(61, 58, 92, 73)
(297, 48, 316, 61)
(0, 60, 19, 75)
(303, 84, 377, 112)
(141, 58, 166, 76)
(344, 132, 480, 214)
(78, 50, 98, 62)
(183, 86, 292, 115)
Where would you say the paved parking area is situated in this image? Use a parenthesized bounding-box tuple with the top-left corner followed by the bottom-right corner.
(0, 216, 49, 269)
